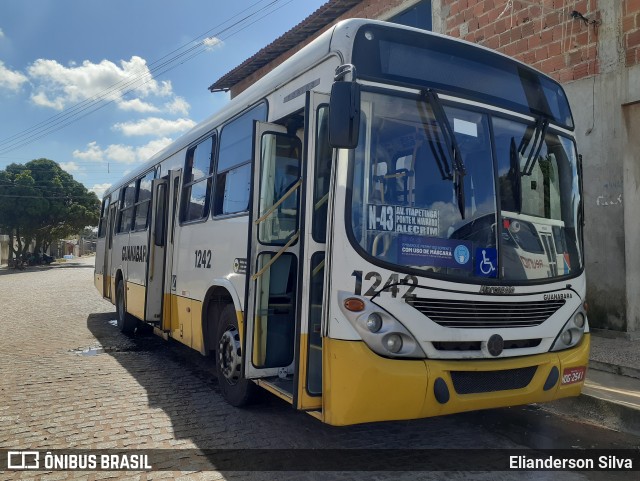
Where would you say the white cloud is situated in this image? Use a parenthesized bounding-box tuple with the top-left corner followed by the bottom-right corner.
(90, 183, 112, 199)
(0, 60, 28, 91)
(73, 137, 173, 165)
(31, 91, 65, 109)
(103, 144, 136, 164)
(203, 36, 223, 51)
(26, 56, 176, 111)
(59, 161, 80, 172)
(135, 137, 173, 161)
(118, 98, 160, 113)
(165, 96, 190, 115)
(0, 28, 4, 39)
(113, 117, 195, 137)
(73, 141, 104, 161)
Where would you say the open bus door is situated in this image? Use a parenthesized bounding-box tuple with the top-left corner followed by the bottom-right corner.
(145, 178, 168, 323)
(103, 201, 118, 300)
(244, 122, 304, 402)
(294, 91, 332, 412)
(161, 170, 181, 332)
(245, 98, 331, 413)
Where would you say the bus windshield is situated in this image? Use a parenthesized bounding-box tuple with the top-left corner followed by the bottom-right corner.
(349, 91, 583, 282)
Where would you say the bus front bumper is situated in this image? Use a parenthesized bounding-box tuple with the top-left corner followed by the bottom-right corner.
(322, 334, 590, 426)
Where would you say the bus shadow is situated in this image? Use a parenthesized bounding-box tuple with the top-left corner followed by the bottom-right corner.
(86, 311, 343, 472)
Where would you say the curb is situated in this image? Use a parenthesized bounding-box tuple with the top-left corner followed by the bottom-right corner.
(542, 392, 640, 437)
(589, 360, 640, 381)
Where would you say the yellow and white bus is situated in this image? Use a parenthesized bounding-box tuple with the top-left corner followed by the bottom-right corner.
(94, 19, 589, 426)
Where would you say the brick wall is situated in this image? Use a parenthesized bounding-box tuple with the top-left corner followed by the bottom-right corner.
(623, 0, 640, 66)
(443, 0, 600, 82)
(231, 0, 636, 96)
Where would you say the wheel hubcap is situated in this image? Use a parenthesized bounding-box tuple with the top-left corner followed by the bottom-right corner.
(218, 326, 242, 385)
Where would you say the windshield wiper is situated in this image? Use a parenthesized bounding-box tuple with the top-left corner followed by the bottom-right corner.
(510, 137, 523, 213)
(424, 89, 466, 219)
(519, 117, 549, 176)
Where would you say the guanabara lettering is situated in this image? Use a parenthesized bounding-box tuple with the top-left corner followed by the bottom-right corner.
(544, 293, 573, 301)
(122, 245, 147, 263)
(479, 286, 515, 295)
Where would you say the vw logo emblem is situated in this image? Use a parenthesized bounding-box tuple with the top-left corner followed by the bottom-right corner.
(487, 334, 504, 357)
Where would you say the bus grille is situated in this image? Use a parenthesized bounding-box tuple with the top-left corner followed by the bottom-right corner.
(450, 366, 537, 394)
(407, 298, 565, 328)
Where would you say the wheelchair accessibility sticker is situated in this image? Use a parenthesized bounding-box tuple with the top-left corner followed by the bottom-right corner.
(475, 248, 497, 278)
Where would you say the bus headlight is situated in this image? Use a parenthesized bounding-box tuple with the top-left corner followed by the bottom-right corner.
(384, 334, 403, 353)
(338, 291, 426, 359)
(366, 313, 383, 332)
(550, 307, 587, 352)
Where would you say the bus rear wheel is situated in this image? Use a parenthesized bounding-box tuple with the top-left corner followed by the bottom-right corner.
(216, 304, 256, 406)
(116, 279, 137, 334)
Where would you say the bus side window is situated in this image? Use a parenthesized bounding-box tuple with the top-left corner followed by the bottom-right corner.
(214, 103, 267, 216)
(154, 184, 167, 247)
(182, 135, 215, 222)
(117, 182, 136, 233)
(133, 171, 154, 231)
(98, 196, 110, 238)
(311, 105, 332, 243)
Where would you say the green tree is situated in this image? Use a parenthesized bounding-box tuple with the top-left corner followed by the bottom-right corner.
(0, 159, 100, 260)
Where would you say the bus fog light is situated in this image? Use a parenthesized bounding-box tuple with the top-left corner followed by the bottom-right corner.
(385, 334, 403, 353)
(574, 312, 585, 328)
(561, 330, 572, 345)
(366, 313, 383, 332)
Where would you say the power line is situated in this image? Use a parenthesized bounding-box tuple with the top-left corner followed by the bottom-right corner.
(0, 0, 277, 149)
(0, 194, 98, 200)
(0, 0, 288, 156)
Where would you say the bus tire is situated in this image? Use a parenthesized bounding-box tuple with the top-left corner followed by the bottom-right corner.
(216, 304, 256, 406)
(116, 279, 137, 334)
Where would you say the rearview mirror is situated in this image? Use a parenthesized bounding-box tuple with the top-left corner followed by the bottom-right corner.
(329, 81, 360, 149)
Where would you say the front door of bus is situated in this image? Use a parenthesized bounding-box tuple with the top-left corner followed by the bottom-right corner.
(245, 122, 303, 396)
(295, 91, 331, 410)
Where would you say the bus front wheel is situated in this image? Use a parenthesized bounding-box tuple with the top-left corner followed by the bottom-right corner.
(216, 304, 256, 406)
(116, 280, 137, 334)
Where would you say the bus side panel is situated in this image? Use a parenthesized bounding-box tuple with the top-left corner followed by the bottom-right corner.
(322, 338, 429, 426)
(111, 230, 128, 297)
(126, 282, 146, 320)
(126, 229, 150, 319)
(170, 215, 249, 350)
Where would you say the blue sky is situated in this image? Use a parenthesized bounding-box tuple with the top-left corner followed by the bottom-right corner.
(0, 0, 327, 198)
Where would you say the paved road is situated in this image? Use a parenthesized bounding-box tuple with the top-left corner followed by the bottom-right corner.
(0, 257, 638, 480)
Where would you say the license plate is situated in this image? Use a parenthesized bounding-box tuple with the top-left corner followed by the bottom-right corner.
(561, 366, 586, 385)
